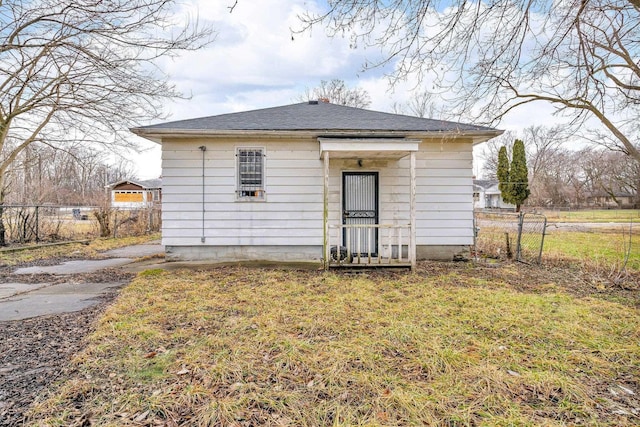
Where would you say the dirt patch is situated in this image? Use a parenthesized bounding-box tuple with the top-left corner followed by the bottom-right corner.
(468, 260, 639, 305)
(0, 264, 133, 427)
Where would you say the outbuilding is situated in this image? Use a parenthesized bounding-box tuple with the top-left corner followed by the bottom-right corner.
(131, 101, 501, 268)
(108, 179, 162, 210)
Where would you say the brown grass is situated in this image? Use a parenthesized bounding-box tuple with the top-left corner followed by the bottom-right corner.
(28, 264, 640, 426)
(0, 233, 160, 267)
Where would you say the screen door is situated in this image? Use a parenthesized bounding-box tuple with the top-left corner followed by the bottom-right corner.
(342, 172, 378, 255)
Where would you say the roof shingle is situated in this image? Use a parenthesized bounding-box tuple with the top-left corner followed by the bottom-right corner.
(135, 101, 497, 133)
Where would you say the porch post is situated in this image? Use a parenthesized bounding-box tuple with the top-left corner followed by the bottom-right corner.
(323, 151, 330, 269)
(410, 151, 416, 270)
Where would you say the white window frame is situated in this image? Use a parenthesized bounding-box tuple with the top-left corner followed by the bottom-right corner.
(236, 146, 266, 201)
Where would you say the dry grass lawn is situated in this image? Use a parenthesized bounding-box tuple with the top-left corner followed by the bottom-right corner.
(542, 230, 640, 272)
(0, 233, 161, 267)
(543, 209, 640, 223)
(28, 263, 639, 426)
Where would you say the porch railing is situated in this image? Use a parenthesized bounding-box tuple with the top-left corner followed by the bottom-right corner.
(328, 223, 413, 266)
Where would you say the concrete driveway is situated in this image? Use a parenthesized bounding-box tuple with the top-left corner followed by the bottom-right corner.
(0, 242, 164, 321)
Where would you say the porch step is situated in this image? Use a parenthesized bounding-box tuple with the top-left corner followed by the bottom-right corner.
(329, 262, 412, 270)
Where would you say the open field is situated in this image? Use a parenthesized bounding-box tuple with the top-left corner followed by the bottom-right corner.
(474, 210, 639, 270)
(0, 207, 99, 244)
(543, 229, 640, 272)
(28, 263, 639, 426)
(0, 206, 161, 247)
(541, 209, 640, 223)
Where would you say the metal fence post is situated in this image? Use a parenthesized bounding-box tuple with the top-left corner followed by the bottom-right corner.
(35, 205, 39, 242)
(113, 209, 118, 238)
(474, 211, 548, 264)
(516, 212, 524, 261)
(537, 216, 547, 264)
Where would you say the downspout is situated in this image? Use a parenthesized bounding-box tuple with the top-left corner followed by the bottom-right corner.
(409, 151, 416, 271)
(323, 151, 330, 269)
(199, 146, 206, 243)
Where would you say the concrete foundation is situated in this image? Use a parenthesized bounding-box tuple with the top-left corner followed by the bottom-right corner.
(165, 245, 323, 263)
(166, 244, 471, 263)
(416, 245, 470, 261)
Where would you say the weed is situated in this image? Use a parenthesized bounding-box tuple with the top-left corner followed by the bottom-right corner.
(138, 268, 164, 277)
(543, 230, 640, 284)
(28, 266, 640, 426)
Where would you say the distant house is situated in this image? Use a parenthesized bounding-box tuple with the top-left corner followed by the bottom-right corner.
(131, 101, 502, 268)
(473, 179, 515, 210)
(585, 191, 637, 209)
(108, 179, 162, 210)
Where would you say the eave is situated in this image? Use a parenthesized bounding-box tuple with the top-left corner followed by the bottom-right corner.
(130, 128, 503, 145)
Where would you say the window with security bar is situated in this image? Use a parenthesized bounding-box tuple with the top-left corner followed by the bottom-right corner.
(236, 148, 265, 199)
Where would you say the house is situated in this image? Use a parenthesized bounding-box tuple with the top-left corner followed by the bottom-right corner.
(131, 101, 502, 268)
(108, 179, 162, 209)
(473, 179, 515, 210)
(585, 191, 637, 209)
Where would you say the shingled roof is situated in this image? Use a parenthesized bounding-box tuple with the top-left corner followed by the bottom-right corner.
(108, 178, 162, 189)
(132, 101, 500, 139)
(473, 179, 498, 190)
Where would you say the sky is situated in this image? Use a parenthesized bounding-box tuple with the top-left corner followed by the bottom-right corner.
(130, 0, 563, 180)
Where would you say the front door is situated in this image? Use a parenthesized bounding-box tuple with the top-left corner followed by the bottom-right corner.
(342, 172, 378, 255)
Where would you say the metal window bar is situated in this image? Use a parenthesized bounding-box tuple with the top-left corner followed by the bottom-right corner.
(237, 149, 264, 198)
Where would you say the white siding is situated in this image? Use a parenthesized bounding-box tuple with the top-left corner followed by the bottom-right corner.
(161, 137, 475, 250)
(415, 141, 474, 246)
(326, 158, 412, 245)
(161, 139, 323, 247)
(326, 140, 474, 247)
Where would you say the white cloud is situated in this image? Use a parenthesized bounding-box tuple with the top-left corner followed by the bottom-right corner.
(131, 0, 569, 180)
(132, 0, 390, 178)
(157, 0, 384, 114)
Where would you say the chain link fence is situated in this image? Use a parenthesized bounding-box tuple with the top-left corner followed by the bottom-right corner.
(0, 205, 97, 244)
(473, 211, 547, 264)
(0, 205, 161, 246)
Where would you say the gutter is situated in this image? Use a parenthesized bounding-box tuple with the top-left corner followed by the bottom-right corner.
(130, 128, 503, 145)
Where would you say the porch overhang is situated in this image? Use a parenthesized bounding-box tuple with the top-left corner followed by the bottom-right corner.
(318, 138, 420, 160)
(321, 138, 418, 271)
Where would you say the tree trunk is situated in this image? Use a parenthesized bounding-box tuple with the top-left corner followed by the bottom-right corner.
(0, 174, 6, 246)
(93, 209, 111, 238)
(0, 203, 5, 247)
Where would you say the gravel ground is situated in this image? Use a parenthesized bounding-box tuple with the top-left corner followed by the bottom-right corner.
(0, 267, 133, 427)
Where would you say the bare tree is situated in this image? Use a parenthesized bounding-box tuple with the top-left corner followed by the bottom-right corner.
(480, 126, 578, 206)
(391, 90, 440, 118)
(520, 126, 565, 203)
(480, 131, 517, 180)
(535, 148, 579, 207)
(297, 0, 640, 164)
(486, 138, 640, 208)
(581, 148, 640, 207)
(7, 144, 135, 206)
(298, 79, 371, 108)
(0, 0, 212, 244)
